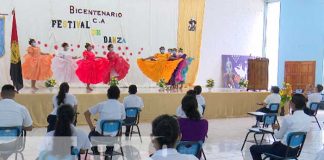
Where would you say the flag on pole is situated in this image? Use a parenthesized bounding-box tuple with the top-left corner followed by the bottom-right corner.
(10, 10, 23, 91)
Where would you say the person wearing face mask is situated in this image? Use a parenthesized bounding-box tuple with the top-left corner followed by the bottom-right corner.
(76, 43, 110, 91)
(102, 44, 130, 84)
(22, 39, 53, 90)
(137, 46, 183, 82)
(51, 43, 79, 83)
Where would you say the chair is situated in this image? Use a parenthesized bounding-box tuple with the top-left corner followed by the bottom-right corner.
(202, 105, 206, 115)
(269, 103, 280, 127)
(123, 107, 142, 142)
(176, 141, 207, 159)
(262, 132, 307, 160)
(85, 120, 124, 160)
(0, 127, 25, 160)
(241, 114, 277, 151)
(38, 146, 80, 160)
(309, 102, 321, 130)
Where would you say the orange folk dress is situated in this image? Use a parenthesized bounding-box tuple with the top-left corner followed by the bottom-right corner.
(137, 53, 183, 82)
(22, 46, 53, 80)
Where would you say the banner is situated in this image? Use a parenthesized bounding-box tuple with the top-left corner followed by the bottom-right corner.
(8, 0, 178, 87)
(177, 0, 205, 85)
(0, 17, 4, 57)
(222, 55, 253, 88)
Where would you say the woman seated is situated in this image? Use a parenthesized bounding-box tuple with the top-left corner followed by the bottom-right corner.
(47, 82, 78, 132)
(39, 104, 91, 159)
(178, 95, 208, 142)
(149, 114, 198, 160)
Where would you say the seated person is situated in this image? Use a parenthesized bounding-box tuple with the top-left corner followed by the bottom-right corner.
(254, 86, 281, 127)
(178, 95, 208, 142)
(84, 86, 125, 154)
(194, 85, 206, 106)
(47, 82, 78, 132)
(304, 84, 323, 115)
(149, 114, 198, 160)
(123, 84, 144, 137)
(250, 94, 311, 160)
(39, 104, 91, 159)
(0, 84, 33, 159)
(176, 90, 204, 118)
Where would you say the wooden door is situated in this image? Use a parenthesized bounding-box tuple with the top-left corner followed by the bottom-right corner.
(284, 61, 315, 90)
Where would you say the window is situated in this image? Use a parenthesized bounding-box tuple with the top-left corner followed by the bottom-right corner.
(263, 1, 281, 87)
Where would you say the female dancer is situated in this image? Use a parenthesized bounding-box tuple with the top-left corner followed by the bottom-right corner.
(103, 44, 130, 83)
(76, 43, 110, 91)
(137, 46, 183, 82)
(22, 39, 53, 90)
(51, 43, 79, 83)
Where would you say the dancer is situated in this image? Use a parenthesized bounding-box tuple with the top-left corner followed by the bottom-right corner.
(168, 48, 193, 90)
(22, 39, 53, 90)
(76, 43, 110, 91)
(51, 43, 79, 83)
(103, 44, 130, 84)
(137, 46, 183, 82)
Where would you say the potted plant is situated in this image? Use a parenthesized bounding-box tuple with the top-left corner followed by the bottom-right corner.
(157, 79, 166, 92)
(279, 82, 293, 116)
(45, 79, 56, 92)
(109, 76, 119, 87)
(239, 78, 248, 90)
(206, 79, 214, 92)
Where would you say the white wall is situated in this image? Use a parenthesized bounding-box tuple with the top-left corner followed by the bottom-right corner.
(0, 0, 178, 87)
(196, 0, 265, 87)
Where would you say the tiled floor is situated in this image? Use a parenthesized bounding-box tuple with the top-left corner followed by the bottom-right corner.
(6, 112, 324, 160)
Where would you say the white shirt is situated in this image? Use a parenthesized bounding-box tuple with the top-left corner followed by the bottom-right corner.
(51, 93, 78, 115)
(307, 92, 322, 108)
(0, 99, 33, 127)
(89, 99, 126, 134)
(40, 125, 91, 152)
(176, 105, 204, 118)
(315, 149, 324, 160)
(264, 93, 281, 108)
(196, 95, 206, 106)
(149, 148, 198, 160)
(274, 110, 311, 146)
(123, 94, 144, 109)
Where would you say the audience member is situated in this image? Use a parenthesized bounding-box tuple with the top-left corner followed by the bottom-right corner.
(0, 84, 33, 159)
(254, 86, 281, 127)
(194, 85, 206, 106)
(149, 114, 198, 160)
(123, 84, 144, 137)
(178, 95, 208, 142)
(304, 84, 323, 115)
(47, 82, 78, 132)
(84, 86, 125, 154)
(250, 94, 311, 160)
(176, 90, 204, 118)
(39, 104, 91, 159)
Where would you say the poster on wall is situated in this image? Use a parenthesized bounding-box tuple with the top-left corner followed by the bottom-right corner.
(0, 17, 4, 57)
(222, 55, 253, 88)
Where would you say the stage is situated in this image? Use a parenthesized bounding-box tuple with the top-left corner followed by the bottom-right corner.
(15, 87, 269, 127)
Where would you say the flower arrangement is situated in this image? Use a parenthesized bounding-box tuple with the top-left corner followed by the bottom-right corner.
(206, 79, 215, 88)
(239, 78, 249, 88)
(157, 79, 166, 89)
(109, 76, 119, 86)
(45, 79, 56, 88)
(279, 82, 293, 107)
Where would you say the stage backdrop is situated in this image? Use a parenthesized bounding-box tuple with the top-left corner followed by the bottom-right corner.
(0, 17, 4, 57)
(0, 0, 179, 87)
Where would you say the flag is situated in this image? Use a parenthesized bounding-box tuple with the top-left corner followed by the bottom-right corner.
(10, 10, 23, 91)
